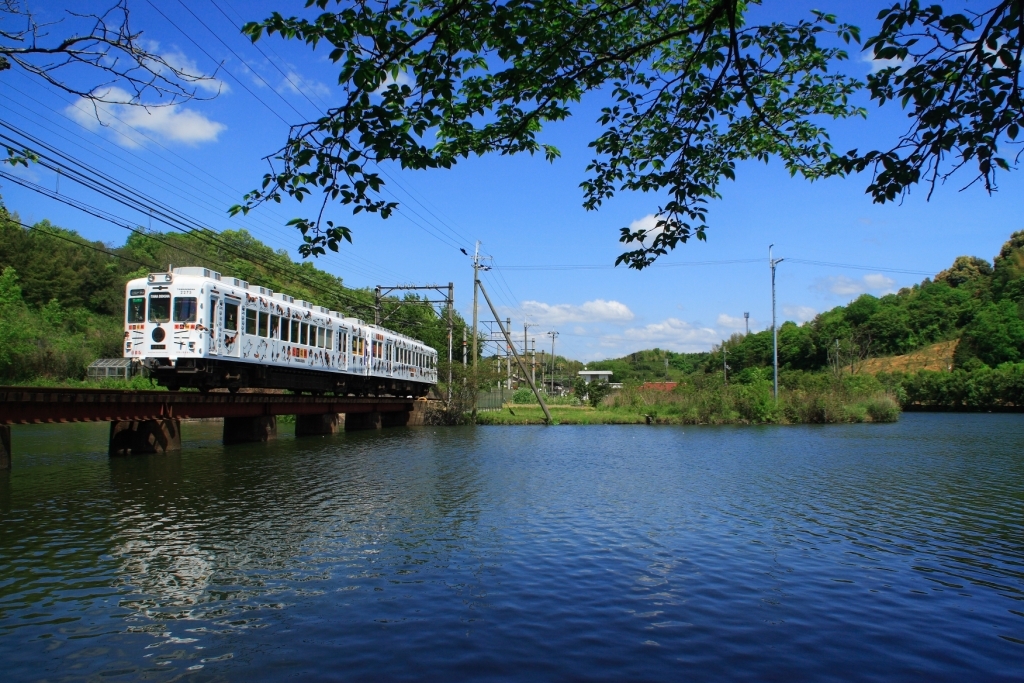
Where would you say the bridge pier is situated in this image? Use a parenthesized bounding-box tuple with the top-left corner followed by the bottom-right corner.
(1, 424, 10, 470)
(408, 399, 428, 426)
(223, 416, 277, 445)
(344, 411, 382, 431)
(109, 419, 181, 457)
(295, 413, 343, 437)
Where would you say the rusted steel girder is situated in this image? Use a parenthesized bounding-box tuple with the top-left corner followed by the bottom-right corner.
(0, 387, 413, 425)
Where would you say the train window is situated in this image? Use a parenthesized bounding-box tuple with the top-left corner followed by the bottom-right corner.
(258, 312, 269, 337)
(173, 297, 198, 322)
(291, 320, 299, 342)
(317, 327, 325, 348)
(148, 292, 171, 322)
(280, 318, 289, 341)
(326, 329, 333, 350)
(270, 314, 280, 339)
(224, 301, 239, 331)
(127, 297, 145, 323)
(351, 335, 357, 353)
(300, 322, 308, 346)
(245, 309, 257, 335)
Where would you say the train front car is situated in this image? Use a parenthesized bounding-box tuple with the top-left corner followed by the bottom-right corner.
(124, 268, 214, 390)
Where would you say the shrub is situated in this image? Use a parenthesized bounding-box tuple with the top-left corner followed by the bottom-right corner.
(512, 386, 538, 404)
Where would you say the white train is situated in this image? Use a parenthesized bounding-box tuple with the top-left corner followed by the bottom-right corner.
(124, 267, 438, 395)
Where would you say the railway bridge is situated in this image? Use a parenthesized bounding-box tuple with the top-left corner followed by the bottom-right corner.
(0, 387, 429, 468)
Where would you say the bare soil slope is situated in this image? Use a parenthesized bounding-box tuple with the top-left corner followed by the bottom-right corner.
(862, 340, 958, 374)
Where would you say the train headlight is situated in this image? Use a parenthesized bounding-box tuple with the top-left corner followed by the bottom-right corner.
(147, 273, 173, 283)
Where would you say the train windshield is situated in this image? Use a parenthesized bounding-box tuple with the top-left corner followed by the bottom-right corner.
(149, 293, 171, 322)
(173, 297, 198, 322)
(127, 297, 145, 323)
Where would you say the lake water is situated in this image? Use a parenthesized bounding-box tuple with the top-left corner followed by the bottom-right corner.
(0, 415, 1022, 681)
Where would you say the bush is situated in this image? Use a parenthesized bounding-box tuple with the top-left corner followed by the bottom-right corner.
(512, 386, 538, 404)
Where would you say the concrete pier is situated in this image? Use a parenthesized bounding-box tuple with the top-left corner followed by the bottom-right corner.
(223, 416, 277, 445)
(1, 424, 10, 470)
(344, 411, 382, 431)
(295, 413, 343, 437)
(408, 399, 428, 426)
(109, 419, 182, 456)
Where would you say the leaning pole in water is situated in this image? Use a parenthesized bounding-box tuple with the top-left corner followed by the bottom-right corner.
(476, 279, 553, 424)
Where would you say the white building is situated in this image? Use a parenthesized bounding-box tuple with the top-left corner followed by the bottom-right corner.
(578, 370, 614, 384)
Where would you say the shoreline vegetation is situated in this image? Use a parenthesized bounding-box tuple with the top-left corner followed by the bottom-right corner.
(472, 374, 901, 426)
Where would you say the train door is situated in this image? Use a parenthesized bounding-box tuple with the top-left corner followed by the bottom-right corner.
(386, 341, 393, 376)
(223, 297, 241, 357)
(209, 296, 220, 355)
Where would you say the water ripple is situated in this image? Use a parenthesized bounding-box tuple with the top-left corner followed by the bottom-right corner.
(0, 415, 1022, 680)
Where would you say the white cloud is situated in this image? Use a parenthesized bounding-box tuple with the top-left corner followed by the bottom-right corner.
(520, 299, 634, 325)
(716, 313, 750, 330)
(66, 87, 226, 147)
(376, 70, 412, 93)
(142, 41, 228, 94)
(282, 70, 331, 99)
(816, 273, 896, 297)
(620, 318, 720, 351)
(862, 50, 912, 74)
(627, 213, 666, 245)
(783, 305, 817, 323)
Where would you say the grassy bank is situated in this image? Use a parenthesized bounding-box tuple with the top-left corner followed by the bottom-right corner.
(477, 375, 900, 425)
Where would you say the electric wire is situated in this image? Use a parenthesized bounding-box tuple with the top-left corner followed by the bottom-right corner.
(10, 216, 152, 268)
(2, 116, 411, 288)
(143, 0, 292, 125)
(0, 138, 381, 315)
(200, 0, 476, 251)
(150, 0, 477, 267)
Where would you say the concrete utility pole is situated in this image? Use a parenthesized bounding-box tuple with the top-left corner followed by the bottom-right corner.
(374, 286, 382, 326)
(476, 279, 552, 422)
(744, 312, 750, 335)
(447, 282, 454, 401)
(524, 321, 538, 387)
(547, 331, 559, 394)
(723, 343, 729, 386)
(770, 244, 784, 402)
(531, 338, 536, 386)
(506, 317, 512, 390)
(472, 241, 480, 419)
(462, 327, 467, 366)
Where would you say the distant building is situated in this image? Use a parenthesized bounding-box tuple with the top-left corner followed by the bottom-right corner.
(578, 369, 622, 390)
(577, 370, 613, 384)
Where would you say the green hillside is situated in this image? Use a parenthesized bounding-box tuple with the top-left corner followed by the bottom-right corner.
(0, 198, 466, 383)
(584, 231, 1024, 410)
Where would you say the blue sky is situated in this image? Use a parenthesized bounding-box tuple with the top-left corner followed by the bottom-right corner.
(2, 1, 1020, 361)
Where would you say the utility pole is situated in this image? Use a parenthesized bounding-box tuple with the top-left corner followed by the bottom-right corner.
(506, 317, 512, 390)
(744, 312, 750, 335)
(770, 244, 784, 402)
(471, 241, 480, 419)
(524, 321, 538, 387)
(374, 286, 382, 326)
(447, 282, 454, 402)
(462, 327, 467, 366)
(723, 342, 729, 386)
(547, 331, 559, 394)
(531, 338, 536, 386)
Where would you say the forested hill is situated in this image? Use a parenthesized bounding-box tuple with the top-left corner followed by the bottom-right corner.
(591, 230, 1024, 382)
(0, 200, 464, 382)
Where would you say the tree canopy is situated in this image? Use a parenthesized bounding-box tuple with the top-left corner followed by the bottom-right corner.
(229, 0, 1024, 266)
